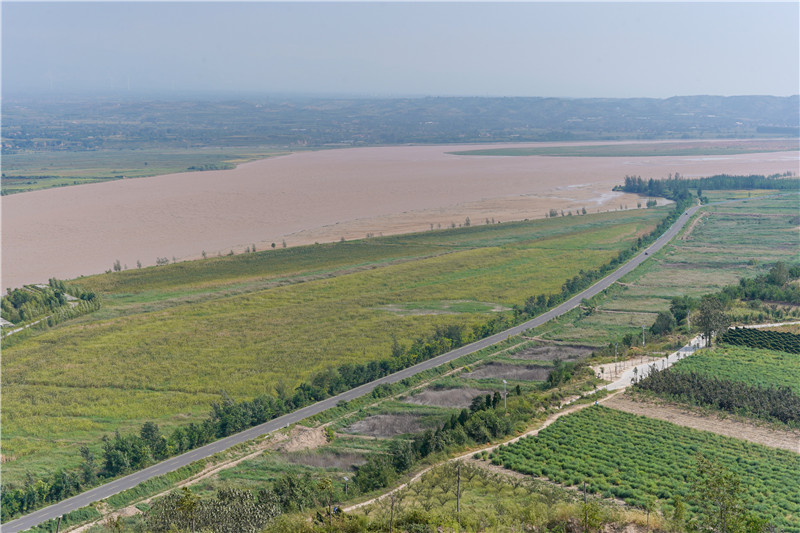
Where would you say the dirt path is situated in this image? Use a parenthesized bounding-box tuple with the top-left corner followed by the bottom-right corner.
(591, 355, 662, 382)
(742, 321, 800, 329)
(604, 395, 800, 454)
(680, 212, 709, 241)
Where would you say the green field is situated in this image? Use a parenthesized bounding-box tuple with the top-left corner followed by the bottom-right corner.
(633, 343, 800, 426)
(495, 407, 800, 531)
(532, 192, 800, 345)
(0, 147, 284, 194)
(672, 344, 800, 394)
(1, 208, 663, 483)
(449, 140, 799, 158)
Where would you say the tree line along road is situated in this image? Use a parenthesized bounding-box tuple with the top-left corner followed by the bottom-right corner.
(3, 201, 704, 533)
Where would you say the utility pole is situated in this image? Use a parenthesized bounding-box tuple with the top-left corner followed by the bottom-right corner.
(614, 344, 618, 378)
(503, 380, 507, 412)
(583, 481, 588, 533)
(456, 463, 461, 515)
(642, 325, 646, 364)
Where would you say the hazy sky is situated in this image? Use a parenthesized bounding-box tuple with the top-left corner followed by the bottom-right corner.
(3, 2, 798, 98)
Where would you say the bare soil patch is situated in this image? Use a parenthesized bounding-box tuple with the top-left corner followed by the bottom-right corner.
(342, 414, 425, 438)
(605, 394, 800, 453)
(283, 450, 366, 470)
(5, 141, 796, 290)
(400, 387, 493, 408)
(508, 344, 594, 362)
(274, 425, 328, 453)
(463, 362, 551, 381)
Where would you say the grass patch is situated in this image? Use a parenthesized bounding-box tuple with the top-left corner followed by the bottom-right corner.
(449, 140, 799, 158)
(0, 147, 284, 194)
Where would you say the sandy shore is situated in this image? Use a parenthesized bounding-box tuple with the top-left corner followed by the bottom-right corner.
(2, 141, 797, 291)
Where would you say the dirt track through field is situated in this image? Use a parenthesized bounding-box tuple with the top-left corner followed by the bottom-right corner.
(3, 140, 796, 291)
(604, 395, 800, 453)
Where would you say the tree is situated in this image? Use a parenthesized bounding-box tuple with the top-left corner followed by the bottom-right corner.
(650, 311, 677, 336)
(691, 455, 747, 533)
(176, 487, 199, 533)
(273, 473, 318, 512)
(767, 261, 789, 286)
(668, 495, 686, 533)
(696, 296, 730, 347)
(670, 296, 696, 324)
(387, 440, 415, 473)
(354, 455, 397, 493)
(79, 445, 97, 485)
(140, 421, 167, 459)
(316, 477, 333, 531)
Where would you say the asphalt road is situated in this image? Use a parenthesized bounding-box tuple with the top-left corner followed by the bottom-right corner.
(3, 202, 701, 533)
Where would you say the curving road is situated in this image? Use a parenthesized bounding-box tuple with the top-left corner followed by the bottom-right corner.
(3, 202, 702, 532)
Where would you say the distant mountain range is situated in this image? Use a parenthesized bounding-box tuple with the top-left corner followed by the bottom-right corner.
(3, 95, 798, 151)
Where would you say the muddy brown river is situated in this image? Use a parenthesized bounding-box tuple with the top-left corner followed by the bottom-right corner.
(2, 141, 797, 291)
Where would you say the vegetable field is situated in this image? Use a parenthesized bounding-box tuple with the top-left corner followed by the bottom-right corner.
(495, 407, 800, 530)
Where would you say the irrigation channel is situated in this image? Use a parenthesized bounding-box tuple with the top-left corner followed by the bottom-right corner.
(4, 202, 705, 532)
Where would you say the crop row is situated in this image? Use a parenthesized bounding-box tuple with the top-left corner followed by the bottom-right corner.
(634, 366, 800, 426)
(720, 327, 800, 354)
(495, 407, 800, 531)
(671, 344, 800, 394)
